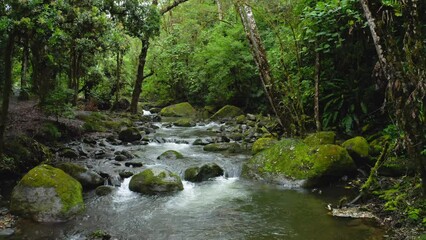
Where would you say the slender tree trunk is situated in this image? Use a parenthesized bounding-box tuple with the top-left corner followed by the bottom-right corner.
(235, 3, 286, 129)
(215, 0, 224, 21)
(314, 50, 321, 131)
(20, 37, 29, 91)
(0, 32, 15, 155)
(115, 50, 122, 103)
(130, 38, 149, 114)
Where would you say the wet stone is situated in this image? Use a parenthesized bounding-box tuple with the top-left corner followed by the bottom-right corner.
(125, 162, 143, 168)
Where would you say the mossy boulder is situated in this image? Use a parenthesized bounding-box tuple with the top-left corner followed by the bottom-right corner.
(2, 136, 53, 178)
(303, 131, 336, 146)
(203, 143, 241, 153)
(235, 115, 246, 124)
(58, 148, 79, 159)
(252, 137, 278, 155)
(129, 167, 183, 194)
(10, 164, 84, 222)
(243, 139, 356, 187)
(57, 163, 103, 189)
(160, 102, 196, 117)
(157, 150, 184, 160)
(95, 186, 114, 196)
(173, 118, 196, 127)
(342, 136, 370, 165)
(184, 163, 224, 182)
(118, 128, 142, 142)
(211, 105, 244, 121)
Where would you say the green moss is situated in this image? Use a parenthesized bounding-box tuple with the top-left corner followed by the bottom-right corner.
(17, 164, 84, 214)
(252, 137, 278, 154)
(173, 118, 195, 127)
(129, 168, 183, 194)
(83, 120, 106, 132)
(342, 136, 370, 162)
(235, 115, 246, 124)
(303, 131, 336, 146)
(244, 139, 356, 186)
(160, 102, 196, 117)
(157, 150, 184, 160)
(203, 143, 241, 152)
(210, 105, 243, 120)
(57, 163, 86, 176)
(184, 167, 200, 181)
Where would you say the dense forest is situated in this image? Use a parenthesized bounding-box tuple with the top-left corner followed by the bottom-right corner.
(0, 0, 425, 239)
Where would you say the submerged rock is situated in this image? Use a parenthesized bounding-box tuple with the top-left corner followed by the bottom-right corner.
(303, 131, 336, 146)
(129, 167, 183, 194)
(331, 207, 378, 220)
(242, 139, 356, 187)
(118, 128, 142, 143)
(57, 163, 103, 189)
(157, 150, 184, 160)
(184, 163, 224, 182)
(10, 164, 84, 222)
(210, 105, 243, 121)
(203, 143, 241, 153)
(159, 102, 196, 117)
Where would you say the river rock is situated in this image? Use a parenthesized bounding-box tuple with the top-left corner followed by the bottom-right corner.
(0, 228, 15, 237)
(129, 167, 183, 194)
(252, 137, 278, 155)
(173, 118, 196, 127)
(203, 143, 241, 153)
(58, 148, 79, 159)
(10, 164, 84, 222)
(242, 139, 356, 187)
(184, 163, 224, 182)
(118, 128, 142, 142)
(157, 150, 184, 160)
(57, 163, 103, 189)
(95, 186, 114, 196)
(193, 139, 209, 146)
(342, 136, 370, 165)
(114, 154, 127, 162)
(160, 102, 196, 117)
(211, 105, 243, 121)
(119, 171, 134, 179)
(303, 131, 336, 146)
(125, 162, 143, 168)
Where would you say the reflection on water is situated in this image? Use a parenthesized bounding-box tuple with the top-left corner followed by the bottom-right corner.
(6, 122, 383, 240)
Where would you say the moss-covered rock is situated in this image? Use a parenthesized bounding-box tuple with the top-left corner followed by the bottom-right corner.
(129, 167, 183, 194)
(184, 163, 224, 182)
(118, 128, 142, 142)
(210, 105, 244, 121)
(252, 137, 278, 155)
(10, 164, 84, 222)
(342, 136, 370, 165)
(242, 139, 356, 187)
(173, 118, 196, 127)
(58, 148, 79, 159)
(57, 163, 103, 189)
(157, 150, 184, 160)
(303, 131, 336, 146)
(203, 143, 241, 153)
(119, 171, 134, 179)
(235, 115, 246, 124)
(160, 102, 196, 117)
(2, 136, 53, 178)
(95, 186, 114, 196)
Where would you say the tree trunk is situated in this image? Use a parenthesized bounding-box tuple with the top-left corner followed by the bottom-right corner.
(235, 3, 286, 130)
(20, 37, 29, 91)
(0, 32, 15, 155)
(314, 50, 321, 131)
(215, 0, 224, 21)
(115, 50, 123, 104)
(130, 38, 150, 114)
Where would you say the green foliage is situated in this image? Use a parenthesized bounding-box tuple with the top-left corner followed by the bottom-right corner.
(38, 122, 62, 142)
(42, 86, 74, 121)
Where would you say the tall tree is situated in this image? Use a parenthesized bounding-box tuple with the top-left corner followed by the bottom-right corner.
(234, 1, 286, 130)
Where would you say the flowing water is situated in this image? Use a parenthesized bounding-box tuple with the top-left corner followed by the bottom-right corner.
(5, 119, 383, 240)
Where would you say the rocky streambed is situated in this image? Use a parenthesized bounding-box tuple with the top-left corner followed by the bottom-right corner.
(0, 105, 384, 240)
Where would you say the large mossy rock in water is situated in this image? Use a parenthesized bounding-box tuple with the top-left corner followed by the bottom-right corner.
(173, 118, 196, 127)
(342, 136, 370, 166)
(10, 164, 84, 222)
(57, 163, 103, 189)
(160, 102, 196, 117)
(184, 163, 224, 182)
(303, 131, 336, 146)
(157, 150, 184, 160)
(242, 139, 356, 187)
(252, 137, 278, 155)
(210, 105, 243, 121)
(118, 127, 142, 142)
(203, 143, 241, 153)
(129, 167, 183, 194)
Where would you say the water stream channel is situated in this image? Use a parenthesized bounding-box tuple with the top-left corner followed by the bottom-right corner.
(5, 117, 383, 240)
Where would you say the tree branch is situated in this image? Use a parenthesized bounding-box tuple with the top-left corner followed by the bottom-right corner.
(160, 0, 189, 15)
(143, 71, 154, 80)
